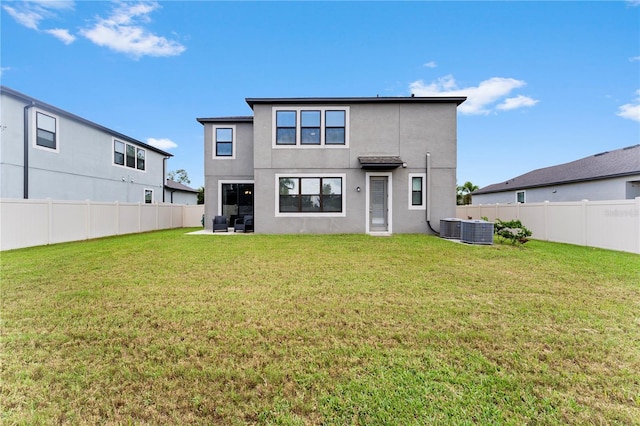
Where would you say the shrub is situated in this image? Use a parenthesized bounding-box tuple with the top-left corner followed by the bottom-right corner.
(493, 219, 532, 245)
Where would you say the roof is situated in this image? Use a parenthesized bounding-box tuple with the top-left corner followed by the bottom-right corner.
(196, 116, 254, 124)
(358, 156, 405, 170)
(474, 144, 640, 195)
(165, 179, 198, 193)
(245, 95, 466, 109)
(1, 85, 172, 157)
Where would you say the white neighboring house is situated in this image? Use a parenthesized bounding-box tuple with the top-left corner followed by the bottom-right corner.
(164, 179, 199, 205)
(472, 145, 640, 204)
(0, 86, 173, 203)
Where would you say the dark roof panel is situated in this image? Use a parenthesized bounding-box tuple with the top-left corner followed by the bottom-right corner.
(474, 145, 640, 195)
(246, 96, 466, 109)
(165, 179, 198, 193)
(196, 116, 254, 124)
(358, 156, 404, 170)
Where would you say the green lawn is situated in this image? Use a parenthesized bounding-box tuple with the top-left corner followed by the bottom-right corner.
(1, 230, 639, 425)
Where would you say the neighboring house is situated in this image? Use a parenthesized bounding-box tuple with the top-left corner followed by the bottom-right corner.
(198, 95, 466, 234)
(472, 144, 640, 204)
(0, 86, 172, 203)
(164, 179, 199, 205)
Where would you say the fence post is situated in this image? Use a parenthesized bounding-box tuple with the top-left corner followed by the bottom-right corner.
(85, 199, 91, 241)
(544, 201, 549, 241)
(47, 198, 52, 245)
(636, 197, 640, 255)
(581, 199, 588, 247)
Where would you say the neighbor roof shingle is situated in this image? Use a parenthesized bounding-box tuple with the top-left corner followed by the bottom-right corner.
(474, 144, 640, 195)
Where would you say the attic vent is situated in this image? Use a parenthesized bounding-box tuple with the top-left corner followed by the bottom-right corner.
(440, 218, 461, 239)
(594, 151, 609, 157)
(623, 144, 640, 150)
(460, 220, 494, 245)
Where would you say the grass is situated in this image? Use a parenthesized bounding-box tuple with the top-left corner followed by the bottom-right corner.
(1, 230, 639, 425)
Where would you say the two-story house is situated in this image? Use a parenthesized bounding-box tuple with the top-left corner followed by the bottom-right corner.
(198, 96, 466, 234)
(1, 86, 172, 203)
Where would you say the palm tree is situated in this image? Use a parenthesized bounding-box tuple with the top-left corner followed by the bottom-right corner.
(457, 181, 479, 205)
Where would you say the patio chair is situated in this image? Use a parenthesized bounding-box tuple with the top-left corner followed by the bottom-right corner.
(212, 216, 228, 232)
(234, 215, 253, 233)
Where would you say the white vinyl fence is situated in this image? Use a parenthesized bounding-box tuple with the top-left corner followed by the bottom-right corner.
(456, 198, 640, 254)
(0, 198, 205, 251)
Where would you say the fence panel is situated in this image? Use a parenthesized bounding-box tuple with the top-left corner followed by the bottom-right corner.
(0, 199, 205, 251)
(457, 198, 640, 254)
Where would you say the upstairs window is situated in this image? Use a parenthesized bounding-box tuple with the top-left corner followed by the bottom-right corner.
(300, 110, 320, 145)
(114, 139, 146, 171)
(325, 110, 345, 145)
(36, 112, 57, 150)
(276, 111, 296, 145)
(216, 128, 233, 156)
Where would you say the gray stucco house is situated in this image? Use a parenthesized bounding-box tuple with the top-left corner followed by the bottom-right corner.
(198, 95, 466, 234)
(472, 144, 640, 204)
(164, 179, 199, 205)
(1, 86, 172, 203)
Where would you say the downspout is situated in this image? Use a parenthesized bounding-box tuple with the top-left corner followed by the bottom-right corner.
(23, 101, 35, 199)
(425, 152, 439, 235)
(162, 157, 168, 203)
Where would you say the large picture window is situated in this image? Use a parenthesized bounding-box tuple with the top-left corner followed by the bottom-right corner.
(273, 107, 349, 147)
(279, 177, 343, 213)
(36, 112, 57, 150)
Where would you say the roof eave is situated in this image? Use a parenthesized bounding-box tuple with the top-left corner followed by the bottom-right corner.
(245, 96, 467, 109)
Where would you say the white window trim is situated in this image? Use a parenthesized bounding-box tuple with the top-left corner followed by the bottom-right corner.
(112, 138, 147, 173)
(144, 188, 154, 204)
(218, 179, 254, 216)
(408, 173, 427, 210)
(274, 173, 347, 218)
(272, 106, 349, 149)
(32, 108, 60, 153)
(516, 190, 526, 203)
(212, 125, 236, 159)
(365, 172, 393, 235)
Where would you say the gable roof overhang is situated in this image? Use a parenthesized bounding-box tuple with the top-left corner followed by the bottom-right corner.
(358, 156, 405, 170)
(1, 85, 173, 157)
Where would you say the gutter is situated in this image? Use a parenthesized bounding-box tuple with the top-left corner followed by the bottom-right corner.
(23, 101, 35, 199)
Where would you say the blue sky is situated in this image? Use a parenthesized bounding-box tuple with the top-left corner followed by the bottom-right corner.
(2, 0, 639, 190)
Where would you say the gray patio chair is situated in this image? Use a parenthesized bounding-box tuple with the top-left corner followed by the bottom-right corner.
(212, 216, 228, 232)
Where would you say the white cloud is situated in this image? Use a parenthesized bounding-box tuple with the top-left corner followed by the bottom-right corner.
(423, 61, 437, 68)
(80, 1, 186, 59)
(409, 75, 539, 115)
(497, 95, 539, 111)
(44, 28, 76, 44)
(617, 89, 640, 122)
(147, 138, 178, 150)
(630, 56, 640, 62)
(2, 1, 75, 42)
(0, 67, 11, 77)
(2, 4, 43, 30)
(626, 0, 640, 6)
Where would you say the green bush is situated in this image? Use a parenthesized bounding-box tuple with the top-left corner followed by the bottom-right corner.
(493, 219, 532, 245)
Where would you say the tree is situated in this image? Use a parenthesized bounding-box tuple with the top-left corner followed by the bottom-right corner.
(457, 181, 479, 205)
(167, 169, 190, 185)
(197, 186, 204, 205)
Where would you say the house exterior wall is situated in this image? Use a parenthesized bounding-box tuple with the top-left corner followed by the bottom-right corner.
(164, 189, 198, 205)
(202, 120, 254, 226)
(1, 88, 169, 203)
(202, 98, 460, 234)
(472, 175, 640, 205)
